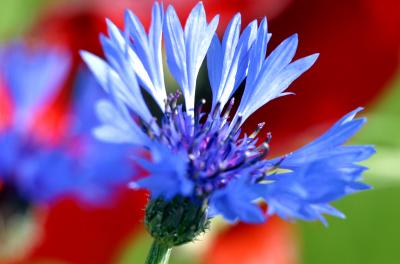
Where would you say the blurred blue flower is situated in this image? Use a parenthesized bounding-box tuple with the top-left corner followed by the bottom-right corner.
(82, 2, 374, 224)
(1, 43, 70, 130)
(0, 43, 132, 206)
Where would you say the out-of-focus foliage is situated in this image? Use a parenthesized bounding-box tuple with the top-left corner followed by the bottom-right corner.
(117, 232, 152, 264)
(0, 0, 49, 39)
(357, 77, 400, 150)
(301, 186, 400, 264)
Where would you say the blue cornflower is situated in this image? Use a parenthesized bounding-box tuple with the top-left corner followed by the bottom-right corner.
(82, 1, 374, 229)
(0, 43, 132, 210)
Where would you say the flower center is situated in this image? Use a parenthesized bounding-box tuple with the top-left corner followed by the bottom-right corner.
(148, 93, 274, 198)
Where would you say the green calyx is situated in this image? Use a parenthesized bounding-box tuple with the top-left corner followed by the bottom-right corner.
(145, 196, 210, 247)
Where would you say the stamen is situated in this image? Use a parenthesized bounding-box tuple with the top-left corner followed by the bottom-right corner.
(131, 112, 157, 139)
(145, 117, 158, 139)
(158, 93, 275, 198)
(256, 155, 286, 183)
(265, 132, 272, 143)
(218, 154, 247, 173)
(256, 132, 272, 159)
(195, 99, 206, 124)
(164, 98, 171, 113)
(212, 102, 221, 119)
(171, 90, 181, 110)
(216, 178, 227, 188)
(230, 115, 242, 134)
(272, 155, 286, 169)
(250, 122, 265, 139)
(223, 98, 235, 120)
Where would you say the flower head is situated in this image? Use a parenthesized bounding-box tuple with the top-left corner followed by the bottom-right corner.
(0, 43, 132, 208)
(82, 2, 374, 225)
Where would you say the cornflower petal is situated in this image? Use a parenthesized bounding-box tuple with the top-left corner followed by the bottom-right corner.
(261, 159, 369, 225)
(124, 2, 167, 110)
(245, 18, 270, 92)
(259, 109, 375, 224)
(164, 3, 219, 113)
(0, 132, 20, 176)
(94, 99, 149, 145)
(274, 108, 375, 168)
(134, 143, 193, 199)
(80, 51, 155, 128)
(207, 14, 258, 109)
(210, 177, 265, 223)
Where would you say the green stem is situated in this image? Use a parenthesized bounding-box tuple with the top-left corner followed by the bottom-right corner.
(145, 240, 172, 264)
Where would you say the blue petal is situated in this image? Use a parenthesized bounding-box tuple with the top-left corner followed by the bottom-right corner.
(207, 14, 257, 109)
(93, 99, 150, 145)
(259, 33, 299, 81)
(164, 2, 219, 113)
(260, 109, 375, 224)
(164, 5, 188, 97)
(124, 2, 167, 110)
(134, 143, 194, 199)
(70, 68, 106, 134)
(275, 108, 375, 169)
(260, 158, 370, 224)
(101, 18, 166, 123)
(0, 132, 21, 178)
(80, 51, 154, 126)
(245, 18, 269, 90)
(232, 20, 258, 91)
(70, 139, 133, 204)
(207, 34, 223, 100)
(210, 177, 265, 223)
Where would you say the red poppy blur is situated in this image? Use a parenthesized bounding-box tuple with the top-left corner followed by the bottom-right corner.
(203, 217, 298, 264)
(94, 0, 292, 30)
(27, 190, 148, 264)
(246, 0, 400, 153)
(0, 78, 13, 131)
